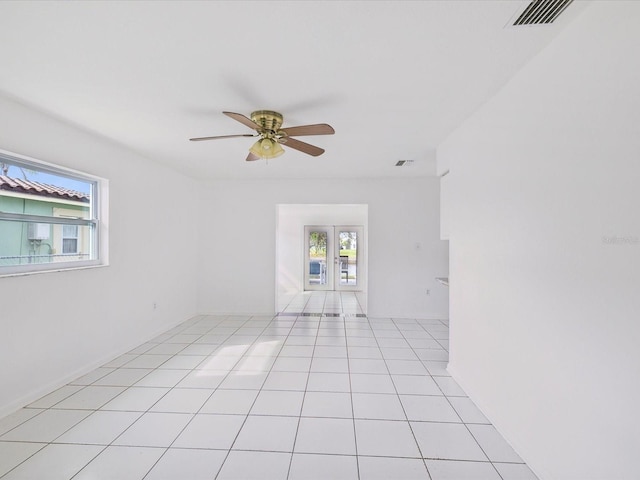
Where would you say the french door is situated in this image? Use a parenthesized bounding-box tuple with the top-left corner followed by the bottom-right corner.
(304, 225, 364, 291)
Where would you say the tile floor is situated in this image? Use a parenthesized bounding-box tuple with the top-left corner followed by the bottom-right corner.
(278, 291, 367, 316)
(0, 292, 538, 479)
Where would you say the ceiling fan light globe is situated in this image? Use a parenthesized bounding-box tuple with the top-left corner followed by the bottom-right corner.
(249, 138, 285, 159)
(269, 142, 285, 158)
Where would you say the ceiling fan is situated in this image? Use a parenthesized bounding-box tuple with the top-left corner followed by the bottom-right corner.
(190, 111, 335, 161)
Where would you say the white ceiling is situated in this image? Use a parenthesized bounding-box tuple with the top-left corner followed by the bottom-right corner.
(0, 1, 587, 180)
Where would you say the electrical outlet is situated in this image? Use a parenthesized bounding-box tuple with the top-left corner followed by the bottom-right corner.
(426, 289, 430, 295)
(153, 302, 157, 310)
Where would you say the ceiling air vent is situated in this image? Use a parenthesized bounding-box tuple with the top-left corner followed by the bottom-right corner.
(395, 160, 414, 167)
(513, 0, 574, 26)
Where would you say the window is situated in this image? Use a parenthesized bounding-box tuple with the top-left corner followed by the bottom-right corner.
(62, 225, 78, 254)
(0, 149, 106, 275)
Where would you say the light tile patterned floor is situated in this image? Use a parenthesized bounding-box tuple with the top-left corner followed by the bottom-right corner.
(278, 291, 367, 316)
(0, 293, 538, 479)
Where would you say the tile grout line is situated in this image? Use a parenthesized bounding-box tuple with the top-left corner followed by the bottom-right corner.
(211, 313, 305, 480)
(370, 317, 433, 480)
(343, 312, 361, 480)
(139, 314, 261, 480)
(62, 314, 245, 480)
(62, 314, 237, 480)
(395, 317, 509, 479)
(185, 314, 294, 480)
(284, 311, 322, 480)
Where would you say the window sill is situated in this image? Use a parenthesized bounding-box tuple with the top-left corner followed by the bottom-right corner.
(0, 261, 109, 278)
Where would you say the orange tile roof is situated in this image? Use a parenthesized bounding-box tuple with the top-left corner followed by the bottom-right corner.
(0, 176, 90, 203)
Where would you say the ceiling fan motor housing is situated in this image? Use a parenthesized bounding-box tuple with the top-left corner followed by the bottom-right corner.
(250, 110, 283, 134)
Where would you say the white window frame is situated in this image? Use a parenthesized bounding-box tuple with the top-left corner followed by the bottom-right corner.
(62, 224, 79, 254)
(0, 149, 108, 276)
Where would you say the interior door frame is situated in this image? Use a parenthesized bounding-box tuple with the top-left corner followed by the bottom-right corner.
(303, 225, 365, 292)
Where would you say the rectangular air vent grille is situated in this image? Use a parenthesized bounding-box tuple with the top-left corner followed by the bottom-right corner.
(514, 0, 574, 26)
(395, 160, 414, 167)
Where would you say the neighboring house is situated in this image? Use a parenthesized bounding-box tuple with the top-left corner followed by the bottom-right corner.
(0, 176, 90, 266)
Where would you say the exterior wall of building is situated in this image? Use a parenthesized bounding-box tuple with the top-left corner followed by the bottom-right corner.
(0, 192, 89, 265)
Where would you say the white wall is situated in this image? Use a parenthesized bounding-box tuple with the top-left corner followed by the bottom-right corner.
(0, 94, 199, 417)
(439, 2, 640, 479)
(276, 204, 368, 296)
(198, 177, 448, 318)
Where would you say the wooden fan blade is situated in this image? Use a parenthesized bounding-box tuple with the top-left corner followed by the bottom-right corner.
(279, 123, 335, 137)
(190, 134, 256, 141)
(279, 137, 325, 157)
(246, 152, 260, 162)
(223, 111, 262, 131)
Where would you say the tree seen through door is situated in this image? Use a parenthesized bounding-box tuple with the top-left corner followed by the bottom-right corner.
(308, 231, 327, 284)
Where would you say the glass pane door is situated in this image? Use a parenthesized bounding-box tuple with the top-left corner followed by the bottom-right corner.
(338, 230, 357, 286)
(304, 225, 364, 292)
(304, 226, 333, 290)
(335, 226, 363, 291)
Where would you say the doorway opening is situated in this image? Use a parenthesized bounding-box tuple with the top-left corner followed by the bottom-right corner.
(276, 204, 368, 314)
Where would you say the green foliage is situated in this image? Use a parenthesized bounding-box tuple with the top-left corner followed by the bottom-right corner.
(309, 231, 327, 256)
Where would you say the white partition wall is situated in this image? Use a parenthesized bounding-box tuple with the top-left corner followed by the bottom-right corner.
(197, 177, 448, 319)
(439, 2, 640, 479)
